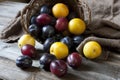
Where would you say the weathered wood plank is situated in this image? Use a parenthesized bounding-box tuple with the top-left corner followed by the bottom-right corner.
(0, 40, 120, 80)
(0, 1, 26, 32)
(0, 57, 31, 80)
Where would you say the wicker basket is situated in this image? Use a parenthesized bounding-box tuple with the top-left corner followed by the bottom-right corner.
(20, 0, 91, 42)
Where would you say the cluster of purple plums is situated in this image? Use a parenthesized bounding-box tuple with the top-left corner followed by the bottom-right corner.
(16, 4, 84, 77)
(16, 46, 82, 77)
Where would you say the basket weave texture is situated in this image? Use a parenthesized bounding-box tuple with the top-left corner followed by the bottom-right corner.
(20, 0, 90, 41)
(21, 0, 90, 32)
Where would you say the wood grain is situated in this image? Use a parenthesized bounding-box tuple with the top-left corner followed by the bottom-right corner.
(0, 1, 26, 26)
(0, 40, 120, 80)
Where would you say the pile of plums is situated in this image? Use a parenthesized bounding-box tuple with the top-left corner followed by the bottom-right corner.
(29, 4, 84, 50)
(16, 46, 82, 77)
(16, 4, 84, 77)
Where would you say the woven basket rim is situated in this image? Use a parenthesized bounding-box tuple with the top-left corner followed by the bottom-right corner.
(20, 0, 91, 34)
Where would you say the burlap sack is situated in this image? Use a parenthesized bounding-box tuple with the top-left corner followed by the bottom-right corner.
(0, 0, 120, 55)
(0, 1, 28, 42)
(76, 19, 120, 55)
(76, 0, 120, 57)
(0, 12, 24, 42)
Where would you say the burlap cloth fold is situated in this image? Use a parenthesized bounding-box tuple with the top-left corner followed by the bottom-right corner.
(76, 0, 120, 56)
(0, 0, 120, 54)
(0, 11, 24, 42)
(76, 19, 120, 54)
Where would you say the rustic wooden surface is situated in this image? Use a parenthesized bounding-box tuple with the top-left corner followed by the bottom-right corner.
(0, 40, 120, 80)
(0, 1, 26, 35)
(0, 1, 120, 80)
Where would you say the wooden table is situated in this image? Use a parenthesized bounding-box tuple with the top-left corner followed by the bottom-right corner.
(0, 1, 26, 33)
(0, 1, 120, 80)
